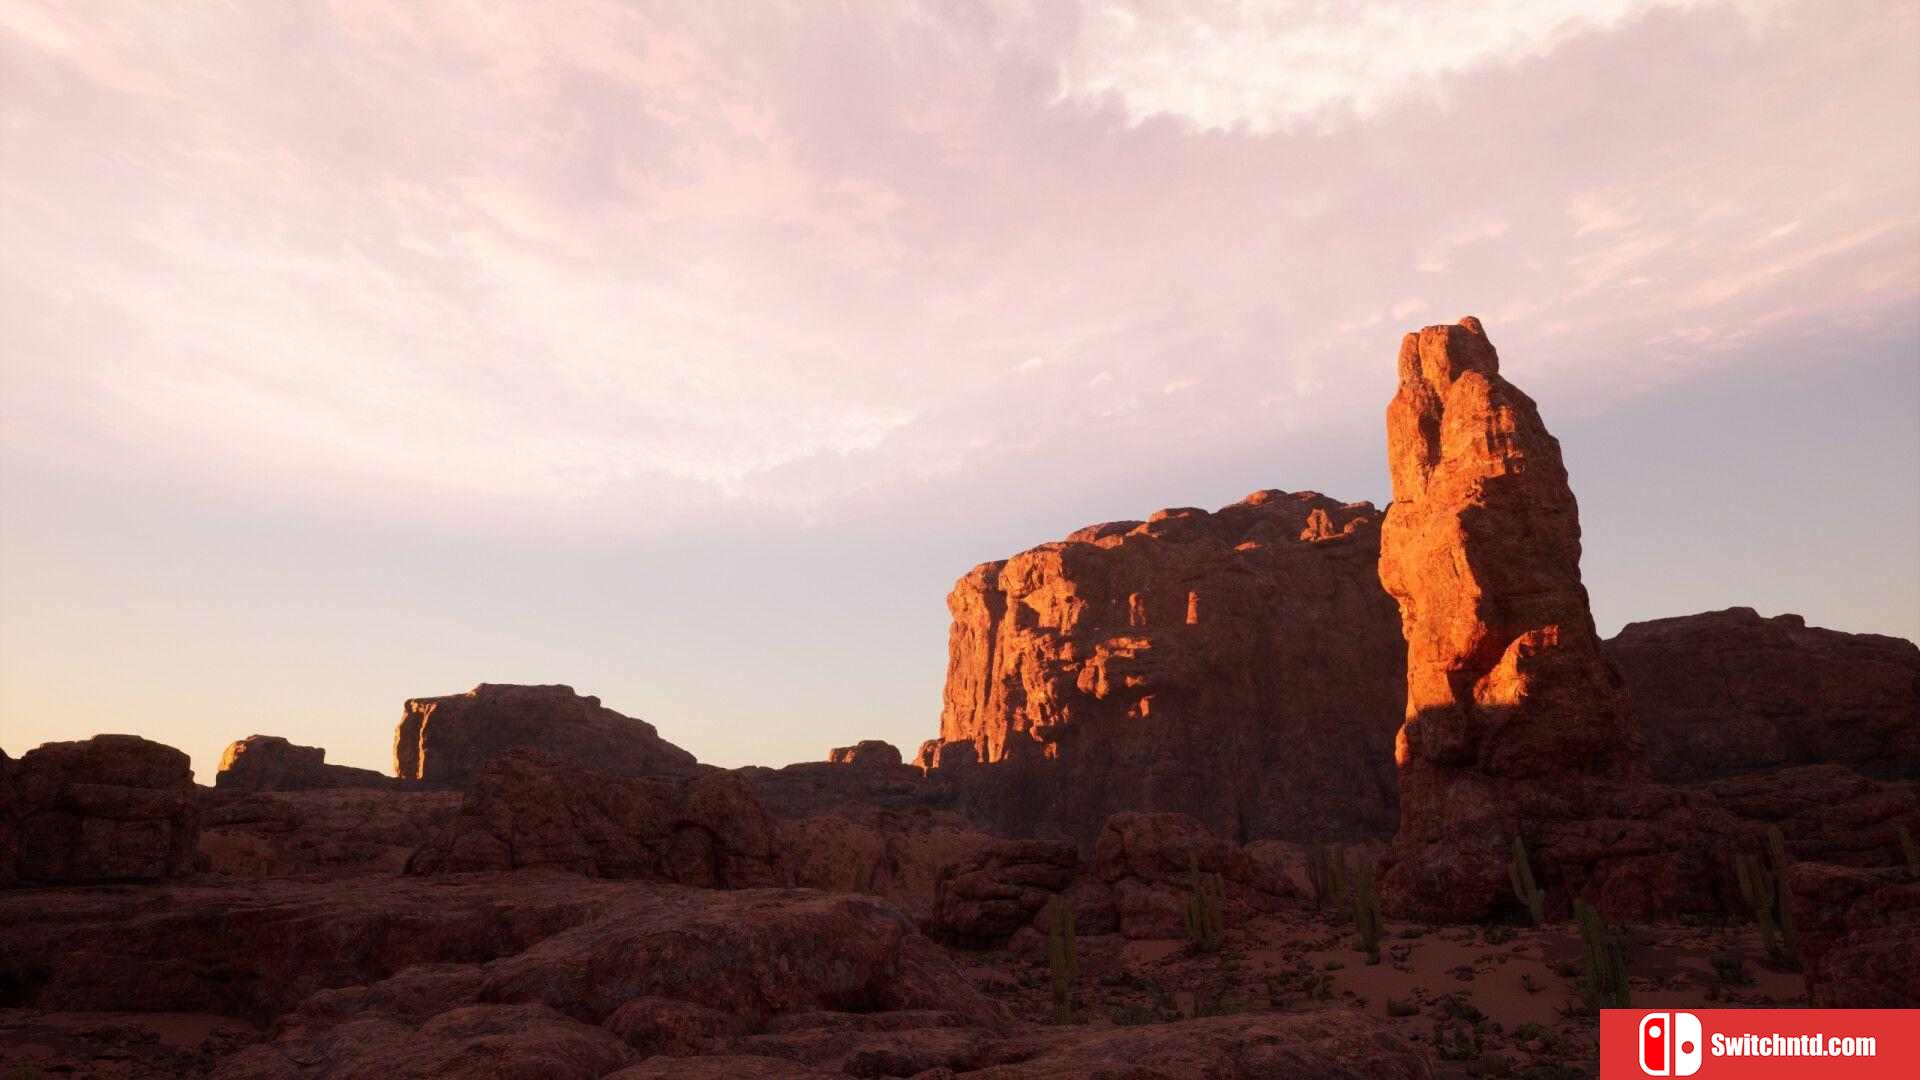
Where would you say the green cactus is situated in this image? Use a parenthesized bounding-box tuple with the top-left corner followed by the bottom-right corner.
(1184, 855, 1225, 953)
(1046, 894, 1078, 1023)
(1574, 898, 1630, 1010)
(1733, 849, 1780, 958)
(1900, 824, 1919, 879)
(1307, 842, 1348, 911)
(1508, 835, 1545, 924)
(1351, 860, 1383, 964)
(1765, 826, 1799, 968)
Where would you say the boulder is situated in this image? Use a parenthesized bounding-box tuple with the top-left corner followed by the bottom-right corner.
(214, 734, 394, 792)
(927, 838, 1078, 947)
(405, 750, 781, 887)
(2, 735, 199, 885)
(393, 683, 697, 785)
(936, 489, 1406, 844)
(1607, 607, 1920, 781)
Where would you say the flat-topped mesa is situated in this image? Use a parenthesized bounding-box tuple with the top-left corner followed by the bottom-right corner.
(393, 683, 698, 786)
(1378, 317, 1647, 916)
(936, 488, 1406, 843)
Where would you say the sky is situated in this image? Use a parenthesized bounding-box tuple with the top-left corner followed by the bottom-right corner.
(2, 0, 1916, 784)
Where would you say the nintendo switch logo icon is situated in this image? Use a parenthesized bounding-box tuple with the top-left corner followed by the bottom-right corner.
(1639, 1011, 1703, 1076)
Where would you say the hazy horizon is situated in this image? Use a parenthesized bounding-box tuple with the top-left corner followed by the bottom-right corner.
(4, 1, 1917, 783)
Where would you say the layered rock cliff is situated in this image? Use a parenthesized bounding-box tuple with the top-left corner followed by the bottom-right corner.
(934, 489, 1406, 843)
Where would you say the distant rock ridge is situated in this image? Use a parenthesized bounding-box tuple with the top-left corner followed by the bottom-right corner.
(933, 487, 1407, 843)
(1606, 606, 1919, 781)
(393, 683, 698, 785)
(215, 734, 395, 792)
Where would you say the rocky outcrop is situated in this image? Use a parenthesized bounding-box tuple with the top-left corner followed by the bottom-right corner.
(405, 750, 781, 887)
(937, 489, 1406, 844)
(1, 735, 199, 885)
(828, 740, 903, 768)
(1087, 812, 1300, 939)
(198, 787, 463, 877)
(393, 683, 698, 785)
(1607, 607, 1920, 781)
(1789, 861, 1920, 1007)
(1375, 318, 1697, 919)
(215, 734, 394, 792)
(1705, 764, 1918, 869)
(927, 838, 1079, 947)
(779, 809, 1001, 920)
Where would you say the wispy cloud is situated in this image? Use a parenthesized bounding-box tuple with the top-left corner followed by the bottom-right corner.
(1, 0, 1914, 536)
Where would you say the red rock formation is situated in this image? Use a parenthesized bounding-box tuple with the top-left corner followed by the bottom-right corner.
(827, 739, 903, 768)
(1377, 318, 1674, 918)
(1607, 607, 1920, 781)
(1789, 862, 1920, 1007)
(1705, 764, 1918, 869)
(393, 683, 697, 785)
(927, 837, 1079, 947)
(215, 734, 395, 791)
(1, 735, 199, 885)
(197, 787, 463, 877)
(1087, 812, 1300, 939)
(405, 749, 780, 887)
(937, 489, 1406, 843)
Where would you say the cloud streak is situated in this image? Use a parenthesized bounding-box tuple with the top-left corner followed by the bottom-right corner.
(4, 1, 1915, 536)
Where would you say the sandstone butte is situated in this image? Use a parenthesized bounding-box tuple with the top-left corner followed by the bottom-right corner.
(1376, 316, 1649, 914)
(931, 489, 1406, 844)
(1, 319, 1918, 1078)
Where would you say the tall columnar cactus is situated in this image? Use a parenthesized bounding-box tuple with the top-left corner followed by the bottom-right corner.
(1508, 835, 1545, 924)
(1307, 842, 1348, 911)
(1574, 898, 1630, 1010)
(1900, 824, 1919, 879)
(1184, 855, 1225, 953)
(1733, 849, 1780, 958)
(1046, 895, 1078, 1023)
(1765, 825, 1799, 967)
(1351, 861, 1383, 964)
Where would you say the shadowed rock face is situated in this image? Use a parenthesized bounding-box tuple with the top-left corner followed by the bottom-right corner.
(1376, 318, 1662, 917)
(216, 734, 395, 792)
(1, 734, 199, 885)
(827, 740, 903, 768)
(935, 489, 1406, 843)
(1607, 607, 1920, 782)
(406, 749, 781, 887)
(393, 683, 698, 785)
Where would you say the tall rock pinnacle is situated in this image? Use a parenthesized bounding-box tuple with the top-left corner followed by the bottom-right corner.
(1377, 317, 1647, 917)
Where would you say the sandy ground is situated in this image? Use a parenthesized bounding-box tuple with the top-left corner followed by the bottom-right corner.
(966, 907, 1806, 1079)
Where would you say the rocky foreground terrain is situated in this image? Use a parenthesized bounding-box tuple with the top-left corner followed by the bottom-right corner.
(3, 319, 1916, 1079)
